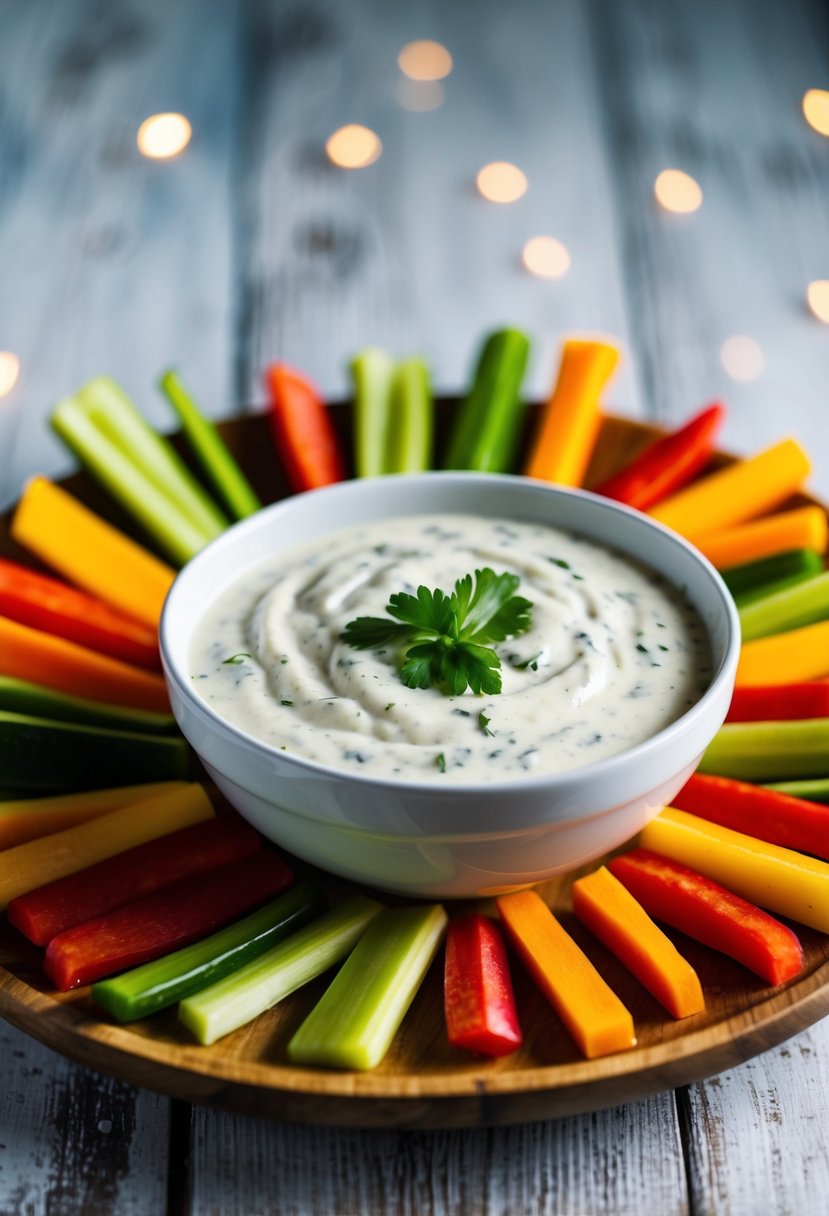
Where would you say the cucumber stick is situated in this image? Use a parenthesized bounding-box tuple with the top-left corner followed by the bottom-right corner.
(722, 549, 824, 599)
(93, 882, 326, 1022)
(179, 894, 382, 1045)
(159, 369, 261, 520)
(287, 904, 447, 1070)
(0, 676, 176, 734)
(351, 349, 396, 477)
(444, 329, 531, 472)
(387, 359, 433, 473)
(700, 719, 829, 782)
(765, 778, 829, 803)
(739, 572, 829, 641)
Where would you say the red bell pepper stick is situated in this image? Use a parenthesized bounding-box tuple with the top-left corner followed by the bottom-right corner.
(8, 817, 262, 946)
(0, 557, 160, 671)
(444, 913, 522, 1057)
(265, 363, 347, 492)
(609, 849, 803, 986)
(593, 402, 725, 511)
(44, 850, 294, 991)
(672, 771, 829, 861)
(726, 681, 829, 723)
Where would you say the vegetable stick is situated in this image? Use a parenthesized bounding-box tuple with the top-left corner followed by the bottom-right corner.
(0, 615, 170, 712)
(592, 402, 723, 511)
(699, 718, 829, 781)
(609, 851, 802, 987)
(736, 620, 829, 686)
(722, 549, 825, 602)
(640, 807, 829, 934)
(739, 572, 829, 641)
(444, 329, 531, 473)
(572, 865, 705, 1018)
(444, 913, 522, 1056)
(693, 506, 827, 570)
(351, 348, 396, 478)
(766, 777, 829, 803)
(386, 358, 434, 474)
(0, 676, 175, 734)
(288, 905, 447, 1070)
(11, 477, 174, 628)
(523, 339, 619, 485)
(265, 362, 347, 491)
(92, 882, 326, 1022)
(726, 681, 829, 723)
(496, 889, 636, 1059)
(0, 781, 189, 851)
(159, 369, 261, 520)
(0, 783, 214, 910)
(648, 438, 811, 542)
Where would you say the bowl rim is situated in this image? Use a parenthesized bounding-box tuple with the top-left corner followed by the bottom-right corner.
(160, 471, 741, 797)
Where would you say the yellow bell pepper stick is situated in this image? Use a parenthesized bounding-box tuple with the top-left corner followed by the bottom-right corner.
(0, 781, 188, 851)
(640, 807, 829, 934)
(524, 339, 619, 486)
(648, 438, 811, 542)
(695, 505, 828, 570)
(736, 618, 829, 686)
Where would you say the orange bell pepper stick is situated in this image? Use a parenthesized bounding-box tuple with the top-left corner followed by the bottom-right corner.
(694, 506, 828, 570)
(736, 619, 829, 686)
(0, 781, 188, 851)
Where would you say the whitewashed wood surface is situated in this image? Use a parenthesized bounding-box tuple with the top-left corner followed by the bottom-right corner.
(2, 0, 829, 1212)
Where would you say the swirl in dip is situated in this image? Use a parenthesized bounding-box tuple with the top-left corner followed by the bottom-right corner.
(190, 513, 711, 783)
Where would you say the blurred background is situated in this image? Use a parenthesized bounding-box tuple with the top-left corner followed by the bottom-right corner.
(1, 0, 829, 509)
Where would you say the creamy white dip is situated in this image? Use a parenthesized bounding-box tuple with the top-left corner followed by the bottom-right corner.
(190, 514, 711, 783)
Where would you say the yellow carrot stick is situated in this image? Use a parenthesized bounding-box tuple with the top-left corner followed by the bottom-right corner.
(640, 807, 829, 934)
(0, 784, 214, 910)
(571, 866, 705, 1019)
(0, 781, 190, 851)
(497, 889, 636, 1059)
(523, 339, 619, 485)
(11, 477, 174, 629)
(695, 506, 828, 569)
(736, 619, 829, 686)
(648, 438, 811, 542)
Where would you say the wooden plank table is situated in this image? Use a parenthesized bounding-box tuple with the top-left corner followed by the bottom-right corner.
(2, 0, 829, 1210)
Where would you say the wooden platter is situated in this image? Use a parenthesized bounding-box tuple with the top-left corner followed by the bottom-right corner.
(2, 405, 828, 1130)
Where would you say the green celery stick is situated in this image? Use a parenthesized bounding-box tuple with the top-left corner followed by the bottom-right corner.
(287, 903, 447, 1071)
(93, 882, 326, 1022)
(0, 676, 176, 734)
(699, 718, 829, 782)
(179, 894, 382, 1045)
(721, 549, 824, 598)
(386, 358, 433, 473)
(159, 370, 261, 521)
(51, 397, 210, 565)
(351, 348, 396, 477)
(0, 711, 189, 793)
(443, 329, 531, 472)
(739, 572, 829, 641)
(734, 568, 825, 609)
(765, 777, 829, 803)
(77, 377, 228, 538)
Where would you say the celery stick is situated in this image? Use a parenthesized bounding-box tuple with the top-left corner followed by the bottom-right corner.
(386, 358, 433, 474)
(722, 549, 824, 599)
(0, 676, 176, 734)
(159, 370, 261, 521)
(287, 904, 447, 1070)
(699, 718, 829, 782)
(444, 329, 530, 472)
(93, 882, 326, 1022)
(51, 397, 210, 565)
(764, 777, 829, 803)
(739, 572, 829, 641)
(179, 894, 382, 1045)
(77, 377, 228, 538)
(351, 348, 396, 477)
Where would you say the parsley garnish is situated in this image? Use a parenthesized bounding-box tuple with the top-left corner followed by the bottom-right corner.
(479, 711, 494, 736)
(222, 653, 251, 665)
(342, 567, 532, 696)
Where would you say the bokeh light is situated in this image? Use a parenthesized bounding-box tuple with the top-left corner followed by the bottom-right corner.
(807, 280, 829, 323)
(136, 113, 192, 160)
(803, 89, 829, 136)
(325, 124, 382, 169)
(476, 162, 528, 204)
(522, 236, 571, 279)
(654, 169, 703, 213)
(0, 352, 20, 398)
(398, 41, 453, 81)
(720, 335, 765, 382)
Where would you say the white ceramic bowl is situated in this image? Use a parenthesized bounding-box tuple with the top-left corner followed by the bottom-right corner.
(160, 473, 740, 898)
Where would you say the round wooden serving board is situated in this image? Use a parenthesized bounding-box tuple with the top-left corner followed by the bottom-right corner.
(2, 405, 828, 1129)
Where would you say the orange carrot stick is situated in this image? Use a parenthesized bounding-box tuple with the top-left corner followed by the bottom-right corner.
(736, 619, 829, 686)
(694, 506, 828, 570)
(648, 438, 811, 542)
(496, 889, 636, 1059)
(0, 615, 170, 712)
(0, 781, 189, 851)
(523, 340, 619, 486)
(571, 866, 705, 1019)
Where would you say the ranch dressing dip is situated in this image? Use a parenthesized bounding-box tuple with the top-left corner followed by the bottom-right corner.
(190, 514, 711, 783)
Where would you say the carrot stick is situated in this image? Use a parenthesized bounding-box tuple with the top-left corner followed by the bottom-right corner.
(648, 438, 811, 542)
(11, 477, 174, 628)
(693, 506, 827, 569)
(0, 615, 170, 712)
(496, 889, 636, 1059)
(523, 340, 619, 486)
(571, 866, 705, 1018)
(0, 781, 190, 851)
(736, 619, 829, 686)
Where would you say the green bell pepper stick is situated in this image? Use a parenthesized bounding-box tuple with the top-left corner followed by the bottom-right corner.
(92, 882, 326, 1022)
(288, 904, 447, 1070)
(179, 894, 382, 1046)
(765, 777, 829, 803)
(351, 348, 396, 477)
(159, 370, 261, 520)
(722, 549, 824, 599)
(699, 719, 829, 782)
(443, 329, 531, 472)
(386, 358, 433, 473)
(739, 572, 829, 641)
(0, 676, 175, 735)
